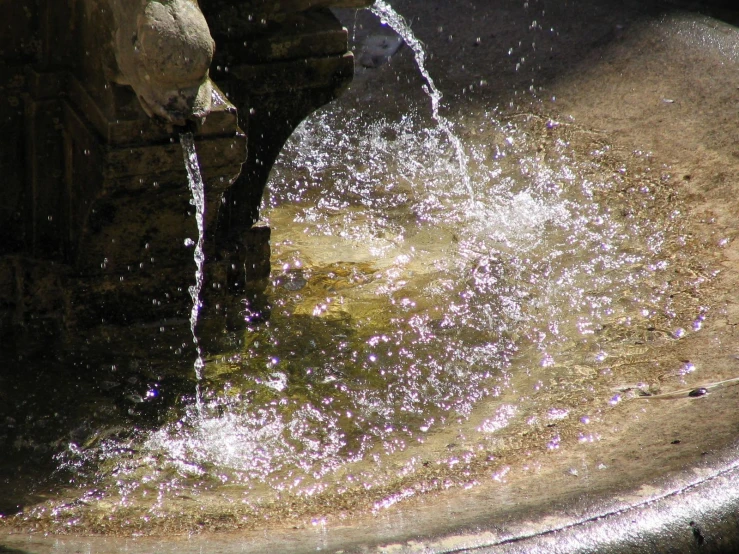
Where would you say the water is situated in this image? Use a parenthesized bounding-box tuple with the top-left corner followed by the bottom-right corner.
(370, 0, 475, 204)
(180, 132, 206, 414)
(9, 102, 712, 534)
(0, 4, 723, 539)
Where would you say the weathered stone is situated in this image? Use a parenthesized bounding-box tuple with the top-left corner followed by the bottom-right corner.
(359, 34, 404, 68)
(241, 222, 271, 282)
(209, 5, 356, 237)
(109, 0, 216, 125)
(1, 0, 366, 331)
(211, 9, 349, 65)
(202, 0, 373, 26)
(22, 73, 66, 260)
(60, 80, 245, 279)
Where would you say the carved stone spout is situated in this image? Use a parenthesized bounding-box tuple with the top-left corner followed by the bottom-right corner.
(110, 0, 216, 125)
(1, 0, 373, 334)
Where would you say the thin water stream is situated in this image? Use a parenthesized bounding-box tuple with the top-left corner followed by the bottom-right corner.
(370, 0, 475, 204)
(180, 132, 206, 414)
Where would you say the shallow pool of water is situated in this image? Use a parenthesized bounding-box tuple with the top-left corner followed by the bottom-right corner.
(4, 93, 717, 540)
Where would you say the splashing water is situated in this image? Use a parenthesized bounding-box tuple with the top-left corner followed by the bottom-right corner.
(21, 13, 718, 536)
(180, 132, 206, 414)
(37, 105, 713, 535)
(370, 0, 475, 204)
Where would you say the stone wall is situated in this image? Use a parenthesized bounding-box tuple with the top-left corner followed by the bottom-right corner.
(0, 0, 373, 337)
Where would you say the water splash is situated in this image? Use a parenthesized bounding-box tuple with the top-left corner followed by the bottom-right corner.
(370, 0, 475, 204)
(31, 87, 715, 539)
(180, 132, 206, 414)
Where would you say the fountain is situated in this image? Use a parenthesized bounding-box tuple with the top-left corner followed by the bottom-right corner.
(2, 0, 739, 552)
(0, 0, 373, 334)
(1, 0, 245, 337)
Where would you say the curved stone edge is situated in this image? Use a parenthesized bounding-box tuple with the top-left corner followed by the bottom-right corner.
(415, 456, 739, 553)
(3, 450, 739, 553)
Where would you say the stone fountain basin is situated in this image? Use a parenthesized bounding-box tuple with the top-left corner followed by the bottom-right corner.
(3, 0, 739, 552)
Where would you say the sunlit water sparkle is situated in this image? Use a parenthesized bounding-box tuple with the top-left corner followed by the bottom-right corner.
(370, 0, 475, 204)
(17, 17, 716, 535)
(34, 104, 712, 533)
(180, 132, 206, 414)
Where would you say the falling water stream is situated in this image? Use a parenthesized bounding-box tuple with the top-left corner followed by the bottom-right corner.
(180, 132, 206, 414)
(370, 0, 475, 203)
